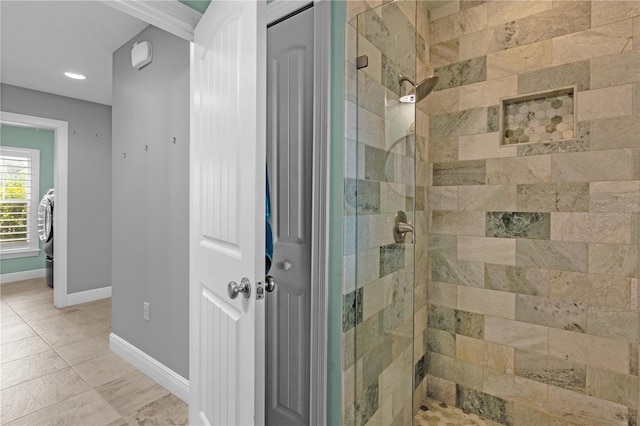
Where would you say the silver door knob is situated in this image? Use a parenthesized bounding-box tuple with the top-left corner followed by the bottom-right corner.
(265, 276, 276, 292)
(228, 277, 251, 299)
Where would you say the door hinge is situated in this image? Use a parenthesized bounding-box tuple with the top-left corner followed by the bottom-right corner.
(356, 55, 368, 70)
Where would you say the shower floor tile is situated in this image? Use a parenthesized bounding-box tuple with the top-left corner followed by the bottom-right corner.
(414, 397, 501, 426)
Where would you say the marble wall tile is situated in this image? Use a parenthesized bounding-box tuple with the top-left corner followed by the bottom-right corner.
(590, 116, 640, 151)
(488, 2, 591, 53)
(485, 316, 549, 354)
(487, 105, 500, 132)
(487, 40, 553, 80)
(380, 243, 406, 277)
(345, 179, 380, 215)
(356, 213, 395, 251)
(433, 160, 486, 186)
(456, 185, 515, 212)
(514, 350, 586, 392)
(485, 264, 550, 297)
(589, 181, 640, 214)
(355, 383, 379, 425)
(551, 212, 633, 244)
(587, 366, 639, 409)
(429, 186, 458, 211)
(458, 286, 516, 319)
(592, 1, 640, 27)
(542, 386, 630, 426)
(518, 60, 590, 94)
(589, 243, 639, 277)
(587, 307, 639, 342)
(358, 33, 382, 83)
(431, 257, 485, 287)
(516, 139, 589, 157)
(431, 40, 459, 69)
(356, 248, 380, 288)
(343, 288, 364, 332)
(512, 404, 583, 426)
(433, 14, 459, 44)
(636, 16, 640, 51)
(358, 71, 386, 117)
(456, 384, 514, 424)
(486, 342, 515, 374)
(428, 234, 457, 259)
(486, 212, 551, 239)
(364, 144, 394, 182)
(456, 310, 485, 339)
(457, 236, 517, 266)
(428, 281, 457, 310)
(434, 57, 487, 91)
(428, 304, 457, 333)
(486, 155, 552, 185)
(429, 137, 458, 163)
(592, 50, 640, 90)
(456, 335, 485, 365)
(432, 107, 488, 138)
(549, 328, 630, 374)
(552, 20, 633, 66)
(431, 210, 486, 236)
(551, 149, 636, 182)
(429, 352, 485, 390)
(429, 0, 460, 21)
(458, 29, 490, 62)
(426, 375, 457, 406)
(457, 4, 488, 38)
(556, 182, 590, 212)
(483, 370, 548, 401)
(459, 76, 518, 110)
(427, 328, 456, 357)
(486, 0, 553, 28)
(380, 182, 409, 215)
(362, 274, 394, 320)
(458, 132, 517, 161)
(577, 84, 633, 121)
(517, 239, 588, 272)
(516, 184, 556, 212)
(358, 106, 385, 150)
(418, 88, 459, 116)
(549, 270, 632, 310)
(516, 294, 587, 333)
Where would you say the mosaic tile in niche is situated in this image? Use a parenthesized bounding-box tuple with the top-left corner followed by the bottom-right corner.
(502, 91, 575, 145)
(486, 212, 550, 239)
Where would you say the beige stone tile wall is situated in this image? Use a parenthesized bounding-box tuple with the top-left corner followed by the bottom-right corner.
(425, 1, 640, 425)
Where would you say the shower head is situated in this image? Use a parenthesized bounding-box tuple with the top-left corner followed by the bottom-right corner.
(398, 74, 439, 104)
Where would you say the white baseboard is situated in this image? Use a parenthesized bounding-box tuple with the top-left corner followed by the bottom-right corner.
(66, 286, 112, 305)
(109, 333, 189, 403)
(0, 268, 46, 285)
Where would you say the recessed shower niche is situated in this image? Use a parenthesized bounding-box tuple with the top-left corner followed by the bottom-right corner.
(501, 86, 577, 145)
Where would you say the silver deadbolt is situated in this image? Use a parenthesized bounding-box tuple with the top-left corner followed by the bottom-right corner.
(227, 277, 251, 299)
(265, 276, 276, 292)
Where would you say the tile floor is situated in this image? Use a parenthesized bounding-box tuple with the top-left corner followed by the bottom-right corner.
(414, 397, 502, 426)
(1, 278, 188, 425)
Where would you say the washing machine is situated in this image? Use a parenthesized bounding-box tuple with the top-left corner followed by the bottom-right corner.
(38, 189, 54, 288)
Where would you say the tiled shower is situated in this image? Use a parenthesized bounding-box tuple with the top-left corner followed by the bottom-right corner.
(341, 1, 640, 425)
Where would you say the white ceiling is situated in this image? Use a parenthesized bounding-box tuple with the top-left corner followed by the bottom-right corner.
(1, 1, 149, 106)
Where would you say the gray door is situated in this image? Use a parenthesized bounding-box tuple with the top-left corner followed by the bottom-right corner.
(266, 5, 314, 426)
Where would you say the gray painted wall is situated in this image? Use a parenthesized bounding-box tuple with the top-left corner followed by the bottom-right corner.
(111, 25, 189, 378)
(0, 84, 112, 293)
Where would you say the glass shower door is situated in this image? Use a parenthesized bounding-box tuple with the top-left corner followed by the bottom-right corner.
(351, 2, 419, 424)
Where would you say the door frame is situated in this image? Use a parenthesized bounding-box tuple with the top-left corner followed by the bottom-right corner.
(105, 1, 331, 424)
(0, 111, 69, 308)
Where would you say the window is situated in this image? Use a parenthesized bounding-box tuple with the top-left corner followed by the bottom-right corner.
(0, 147, 40, 258)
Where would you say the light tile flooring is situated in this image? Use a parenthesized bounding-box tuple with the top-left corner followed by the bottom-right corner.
(1, 278, 188, 425)
(414, 397, 501, 426)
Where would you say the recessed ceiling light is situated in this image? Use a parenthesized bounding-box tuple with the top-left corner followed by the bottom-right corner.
(64, 72, 86, 80)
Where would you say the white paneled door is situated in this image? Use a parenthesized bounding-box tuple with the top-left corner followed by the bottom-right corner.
(190, 1, 266, 425)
